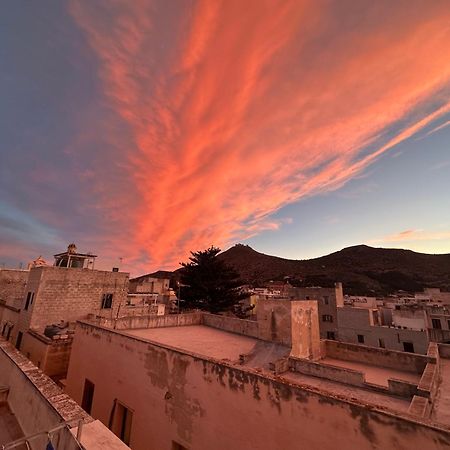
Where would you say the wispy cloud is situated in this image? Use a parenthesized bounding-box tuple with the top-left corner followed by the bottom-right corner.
(418, 119, 450, 140)
(371, 229, 450, 244)
(68, 0, 450, 269)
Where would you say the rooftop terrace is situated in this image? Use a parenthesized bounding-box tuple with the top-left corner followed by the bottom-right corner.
(86, 303, 444, 424)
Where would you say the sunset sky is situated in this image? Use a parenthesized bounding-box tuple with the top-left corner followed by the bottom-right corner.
(1, 0, 450, 275)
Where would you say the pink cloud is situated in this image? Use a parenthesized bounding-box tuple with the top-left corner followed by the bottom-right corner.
(69, 0, 450, 270)
(372, 229, 450, 243)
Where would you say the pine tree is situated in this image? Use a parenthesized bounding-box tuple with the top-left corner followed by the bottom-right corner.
(179, 246, 246, 313)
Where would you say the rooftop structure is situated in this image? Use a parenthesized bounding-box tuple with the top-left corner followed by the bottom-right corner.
(65, 300, 450, 449)
(0, 336, 128, 449)
(54, 243, 97, 269)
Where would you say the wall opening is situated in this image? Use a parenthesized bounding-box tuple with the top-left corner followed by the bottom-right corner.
(81, 378, 95, 414)
(111, 400, 133, 445)
(15, 331, 23, 350)
(403, 342, 415, 353)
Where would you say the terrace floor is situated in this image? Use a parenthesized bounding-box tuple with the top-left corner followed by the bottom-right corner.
(123, 325, 259, 363)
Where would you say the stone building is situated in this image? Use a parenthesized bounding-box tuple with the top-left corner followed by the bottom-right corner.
(0, 245, 129, 380)
(65, 299, 450, 449)
(0, 269, 28, 341)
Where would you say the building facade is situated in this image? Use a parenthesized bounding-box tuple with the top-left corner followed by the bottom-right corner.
(65, 300, 450, 449)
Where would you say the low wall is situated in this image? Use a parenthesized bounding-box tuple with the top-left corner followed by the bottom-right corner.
(201, 314, 259, 338)
(88, 312, 203, 330)
(289, 356, 366, 386)
(0, 337, 89, 450)
(325, 340, 432, 374)
(387, 379, 418, 398)
(418, 363, 439, 401)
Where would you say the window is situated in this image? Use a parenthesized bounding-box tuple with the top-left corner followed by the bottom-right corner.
(172, 442, 189, 450)
(326, 331, 336, 340)
(16, 331, 23, 350)
(357, 334, 365, 344)
(403, 342, 415, 353)
(24, 292, 33, 310)
(322, 314, 333, 323)
(305, 296, 310, 300)
(323, 296, 329, 305)
(1, 323, 6, 336)
(101, 293, 113, 309)
(111, 401, 133, 445)
(6, 326, 12, 341)
(447, 320, 450, 330)
(432, 318, 442, 329)
(378, 338, 385, 349)
(81, 379, 95, 414)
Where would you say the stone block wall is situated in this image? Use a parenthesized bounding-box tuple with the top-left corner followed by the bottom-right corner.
(18, 266, 129, 334)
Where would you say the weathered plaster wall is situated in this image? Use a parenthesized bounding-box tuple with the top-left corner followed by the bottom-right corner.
(290, 301, 321, 360)
(257, 300, 293, 345)
(21, 331, 73, 378)
(65, 323, 450, 450)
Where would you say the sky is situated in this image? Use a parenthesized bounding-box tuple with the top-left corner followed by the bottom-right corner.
(1, 0, 450, 276)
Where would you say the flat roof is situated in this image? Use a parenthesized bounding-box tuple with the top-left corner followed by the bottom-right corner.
(122, 325, 259, 362)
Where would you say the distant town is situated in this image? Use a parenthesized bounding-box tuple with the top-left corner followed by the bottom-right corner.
(1, 242, 450, 449)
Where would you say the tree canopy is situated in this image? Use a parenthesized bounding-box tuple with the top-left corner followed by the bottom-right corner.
(179, 246, 246, 313)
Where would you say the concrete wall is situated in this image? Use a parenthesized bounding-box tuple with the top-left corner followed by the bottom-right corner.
(17, 266, 129, 334)
(325, 340, 432, 374)
(65, 323, 450, 450)
(337, 307, 429, 354)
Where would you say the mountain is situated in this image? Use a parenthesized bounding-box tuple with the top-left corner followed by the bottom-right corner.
(218, 244, 450, 295)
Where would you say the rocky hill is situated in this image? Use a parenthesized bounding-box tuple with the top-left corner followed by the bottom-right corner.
(218, 244, 450, 295)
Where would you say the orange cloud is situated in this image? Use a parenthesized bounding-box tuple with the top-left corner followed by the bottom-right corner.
(69, 0, 450, 270)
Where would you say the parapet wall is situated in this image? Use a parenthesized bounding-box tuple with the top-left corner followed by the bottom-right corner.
(86, 312, 260, 339)
(325, 340, 432, 374)
(0, 337, 89, 449)
(88, 312, 203, 329)
(201, 313, 259, 338)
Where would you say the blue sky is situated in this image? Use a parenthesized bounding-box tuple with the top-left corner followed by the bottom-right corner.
(1, 1, 450, 275)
